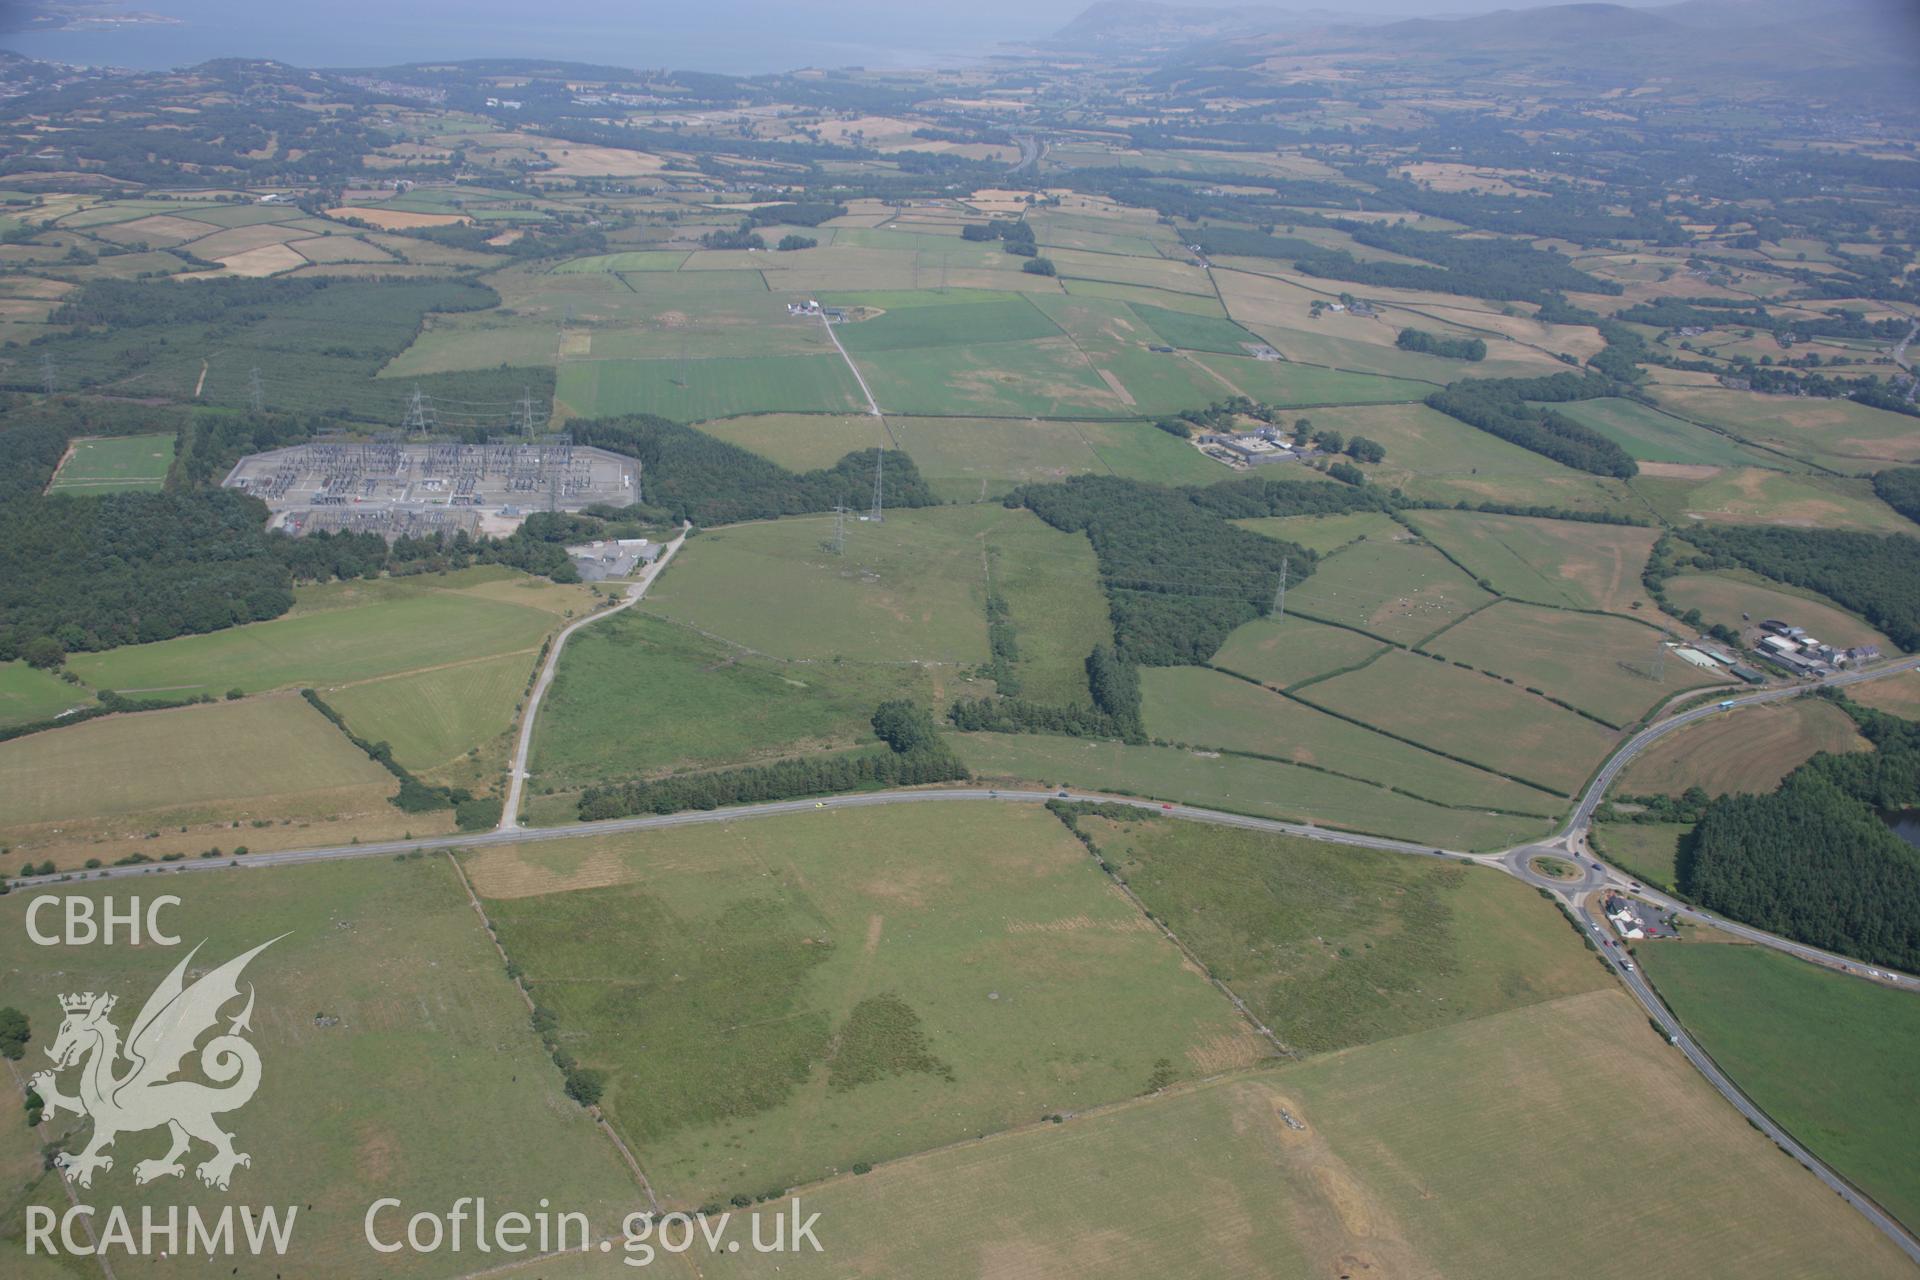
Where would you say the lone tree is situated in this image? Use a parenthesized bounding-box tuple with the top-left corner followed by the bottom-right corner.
(0, 1008, 29, 1061)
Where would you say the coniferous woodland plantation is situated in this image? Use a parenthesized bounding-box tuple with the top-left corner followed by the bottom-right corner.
(0, 1, 1918, 1272)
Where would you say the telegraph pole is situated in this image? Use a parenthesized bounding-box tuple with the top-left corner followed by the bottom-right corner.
(1272, 557, 1288, 620)
(869, 447, 884, 523)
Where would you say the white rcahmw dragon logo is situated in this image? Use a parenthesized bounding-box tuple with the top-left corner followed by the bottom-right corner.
(32, 936, 283, 1191)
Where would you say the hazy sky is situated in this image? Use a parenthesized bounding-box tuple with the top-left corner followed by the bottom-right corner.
(3, 0, 1676, 73)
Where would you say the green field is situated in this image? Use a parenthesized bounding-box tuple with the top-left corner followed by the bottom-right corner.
(853, 338, 1128, 418)
(0, 858, 642, 1279)
(1285, 535, 1496, 645)
(640, 507, 1014, 664)
(1408, 510, 1659, 614)
(1140, 667, 1560, 815)
(953, 733, 1553, 850)
(1301, 648, 1618, 796)
(1185, 354, 1429, 407)
(1063, 277, 1229, 316)
(1632, 467, 1915, 534)
(68, 571, 577, 695)
(530, 610, 931, 792)
(467, 804, 1255, 1205)
(0, 660, 86, 727)
(1590, 821, 1691, 890)
(1661, 572, 1896, 652)
(552, 249, 689, 272)
(556, 352, 866, 421)
(835, 297, 1062, 353)
(1653, 385, 1920, 474)
(1274, 403, 1639, 515)
(324, 649, 535, 774)
(1092, 818, 1607, 1053)
(701, 989, 1912, 1280)
(45, 432, 175, 493)
(883, 415, 1219, 500)
(1425, 601, 1720, 725)
(1551, 396, 1780, 467)
(1210, 613, 1389, 689)
(1127, 302, 1261, 354)
(1638, 942, 1920, 1234)
(983, 515, 1114, 704)
(1234, 510, 1402, 554)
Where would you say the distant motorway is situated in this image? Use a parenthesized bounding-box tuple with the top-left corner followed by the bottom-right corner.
(11, 655, 1920, 1258)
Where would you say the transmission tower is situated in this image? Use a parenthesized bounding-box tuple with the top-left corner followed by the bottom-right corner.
(401, 387, 435, 439)
(869, 447, 885, 524)
(518, 386, 537, 439)
(830, 504, 847, 555)
(39, 353, 54, 397)
(1272, 557, 1288, 620)
(548, 470, 560, 515)
(248, 367, 265, 413)
(1651, 639, 1667, 683)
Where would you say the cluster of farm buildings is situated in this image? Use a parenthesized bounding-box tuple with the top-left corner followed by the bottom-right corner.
(1751, 619, 1878, 676)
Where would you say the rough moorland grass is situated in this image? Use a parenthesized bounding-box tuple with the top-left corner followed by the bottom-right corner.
(1300, 648, 1618, 796)
(952, 733, 1552, 850)
(1062, 277, 1229, 317)
(1407, 510, 1659, 615)
(1425, 601, 1723, 725)
(1141, 667, 1557, 815)
(1661, 572, 1895, 653)
(1638, 941, 1920, 1234)
(0, 858, 641, 1280)
(45, 432, 175, 493)
(1095, 818, 1607, 1053)
(0, 659, 86, 727)
(1549, 396, 1777, 468)
(325, 649, 536, 773)
(703, 990, 1914, 1280)
(67, 573, 572, 695)
(530, 610, 931, 791)
(557, 352, 866, 422)
(0, 693, 389, 828)
(1590, 821, 1692, 891)
(1617, 698, 1869, 798)
(1285, 534, 1495, 646)
(639, 507, 1006, 665)
(467, 804, 1254, 1205)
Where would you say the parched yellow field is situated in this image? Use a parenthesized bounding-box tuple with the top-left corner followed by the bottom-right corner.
(1620, 698, 1872, 797)
(698, 990, 1916, 1280)
(1851, 670, 1920, 720)
(0, 693, 451, 869)
(327, 205, 472, 229)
